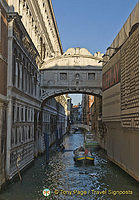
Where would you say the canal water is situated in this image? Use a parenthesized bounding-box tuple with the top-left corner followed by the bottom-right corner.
(0, 133, 138, 200)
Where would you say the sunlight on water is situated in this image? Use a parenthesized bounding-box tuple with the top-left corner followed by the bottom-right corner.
(0, 133, 138, 200)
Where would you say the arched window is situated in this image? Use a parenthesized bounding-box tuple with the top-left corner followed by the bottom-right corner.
(15, 128, 17, 144)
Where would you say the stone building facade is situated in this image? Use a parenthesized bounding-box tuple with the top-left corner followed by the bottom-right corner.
(6, 12, 42, 178)
(42, 95, 68, 149)
(0, 0, 9, 188)
(0, 0, 67, 187)
(66, 95, 72, 129)
(70, 104, 82, 124)
(90, 96, 102, 139)
(0, 0, 9, 189)
(102, 3, 139, 181)
(8, 0, 62, 59)
(82, 94, 94, 127)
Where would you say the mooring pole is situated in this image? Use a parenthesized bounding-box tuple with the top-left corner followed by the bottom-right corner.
(44, 132, 49, 164)
(16, 156, 22, 182)
(55, 129, 59, 147)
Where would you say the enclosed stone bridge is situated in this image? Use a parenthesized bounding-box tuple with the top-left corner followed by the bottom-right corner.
(40, 48, 103, 101)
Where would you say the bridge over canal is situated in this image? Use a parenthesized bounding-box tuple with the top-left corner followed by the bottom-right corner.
(40, 47, 103, 102)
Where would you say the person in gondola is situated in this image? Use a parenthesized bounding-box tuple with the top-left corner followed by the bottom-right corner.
(84, 149, 89, 155)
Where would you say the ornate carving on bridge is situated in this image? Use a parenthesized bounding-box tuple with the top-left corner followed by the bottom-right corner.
(41, 47, 104, 69)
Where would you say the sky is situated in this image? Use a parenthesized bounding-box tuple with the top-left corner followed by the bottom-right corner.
(52, 0, 138, 105)
(69, 94, 82, 105)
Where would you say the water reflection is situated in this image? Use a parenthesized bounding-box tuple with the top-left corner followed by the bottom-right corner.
(0, 133, 138, 200)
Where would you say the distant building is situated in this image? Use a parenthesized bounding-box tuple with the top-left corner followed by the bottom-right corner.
(66, 95, 72, 131)
(82, 94, 94, 126)
(90, 96, 102, 138)
(42, 95, 68, 148)
(71, 103, 82, 124)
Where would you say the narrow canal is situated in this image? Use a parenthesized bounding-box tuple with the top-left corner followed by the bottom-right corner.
(0, 133, 138, 200)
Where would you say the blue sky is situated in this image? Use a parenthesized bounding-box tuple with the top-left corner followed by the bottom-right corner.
(52, 0, 138, 104)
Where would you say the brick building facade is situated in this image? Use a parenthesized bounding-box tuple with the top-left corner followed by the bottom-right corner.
(102, 3, 139, 181)
(0, 0, 9, 188)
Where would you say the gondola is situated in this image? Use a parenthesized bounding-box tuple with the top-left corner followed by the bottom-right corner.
(73, 146, 94, 165)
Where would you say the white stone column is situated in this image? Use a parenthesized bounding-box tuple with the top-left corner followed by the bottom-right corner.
(7, 19, 14, 90)
(15, 62, 18, 88)
(20, 63, 22, 90)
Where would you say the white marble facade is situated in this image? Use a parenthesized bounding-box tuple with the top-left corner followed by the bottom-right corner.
(6, 0, 66, 180)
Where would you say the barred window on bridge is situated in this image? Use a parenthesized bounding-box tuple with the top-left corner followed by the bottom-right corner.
(88, 73, 95, 80)
(60, 73, 67, 80)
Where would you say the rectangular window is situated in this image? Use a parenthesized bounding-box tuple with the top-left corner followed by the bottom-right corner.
(88, 73, 95, 80)
(15, 128, 17, 144)
(25, 69, 27, 91)
(18, 63, 20, 88)
(11, 128, 15, 146)
(31, 110, 33, 122)
(19, 131, 21, 143)
(25, 108, 27, 121)
(28, 126, 31, 139)
(13, 105, 15, 122)
(13, 55, 16, 85)
(28, 109, 30, 121)
(22, 67, 24, 90)
(22, 127, 25, 142)
(17, 107, 20, 122)
(60, 73, 67, 80)
(21, 107, 24, 121)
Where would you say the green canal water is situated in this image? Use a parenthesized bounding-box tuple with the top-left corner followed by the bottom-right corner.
(0, 133, 138, 200)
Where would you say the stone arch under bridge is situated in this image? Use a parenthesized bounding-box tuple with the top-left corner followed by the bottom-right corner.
(40, 48, 103, 101)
